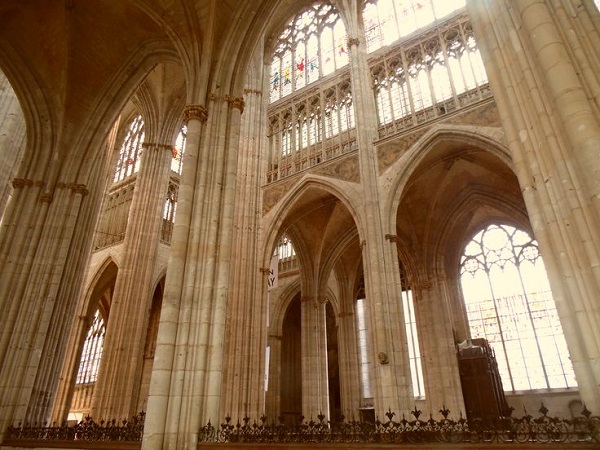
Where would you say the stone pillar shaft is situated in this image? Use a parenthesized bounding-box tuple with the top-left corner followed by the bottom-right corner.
(0, 180, 91, 434)
(467, 0, 600, 412)
(221, 88, 267, 419)
(301, 296, 329, 419)
(347, 34, 413, 416)
(90, 142, 172, 419)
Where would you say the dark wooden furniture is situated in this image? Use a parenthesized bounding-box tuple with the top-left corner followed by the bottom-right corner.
(457, 338, 510, 420)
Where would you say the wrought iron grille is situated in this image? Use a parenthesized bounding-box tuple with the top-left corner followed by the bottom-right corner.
(6, 411, 145, 442)
(199, 406, 600, 445)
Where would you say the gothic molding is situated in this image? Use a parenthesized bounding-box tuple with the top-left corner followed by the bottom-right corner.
(183, 104, 208, 124)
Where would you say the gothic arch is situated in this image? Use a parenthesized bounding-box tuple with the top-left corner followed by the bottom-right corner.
(384, 124, 512, 231)
(262, 177, 364, 270)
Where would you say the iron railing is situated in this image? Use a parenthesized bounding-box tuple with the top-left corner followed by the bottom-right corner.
(6, 411, 145, 442)
(199, 406, 600, 445)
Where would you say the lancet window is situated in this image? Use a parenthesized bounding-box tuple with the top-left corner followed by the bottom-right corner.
(400, 269, 424, 397)
(363, 0, 466, 53)
(171, 125, 186, 175)
(269, 2, 349, 103)
(370, 16, 488, 133)
(75, 309, 106, 385)
(113, 115, 145, 183)
(161, 182, 178, 244)
(460, 224, 577, 391)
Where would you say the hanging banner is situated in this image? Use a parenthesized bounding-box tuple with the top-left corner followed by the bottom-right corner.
(267, 255, 278, 291)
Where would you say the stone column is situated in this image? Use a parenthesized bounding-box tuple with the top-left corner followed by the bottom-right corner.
(143, 93, 243, 449)
(347, 32, 414, 417)
(220, 88, 267, 420)
(265, 333, 282, 419)
(467, 0, 600, 412)
(336, 307, 361, 419)
(412, 275, 464, 417)
(301, 296, 330, 419)
(0, 176, 96, 435)
(90, 141, 172, 419)
(142, 104, 206, 450)
(0, 71, 26, 218)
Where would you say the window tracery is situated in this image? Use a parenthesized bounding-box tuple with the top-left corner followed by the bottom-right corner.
(460, 224, 577, 391)
(75, 309, 105, 385)
(371, 16, 488, 132)
(161, 182, 178, 244)
(270, 2, 348, 103)
(363, 0, 466, 53)
(171, 125, 186, 175)
(113, 115, 145, 183)
(267, 79, 355, 182)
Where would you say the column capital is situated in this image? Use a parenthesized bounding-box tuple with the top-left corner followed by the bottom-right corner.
(347, 37, 360, 48)
(209, 94, 245, 114)
(11, 178, 34, 189)
(225, 95, 245, 113)
(142, 142, 173, 152)
(183, 104, 208, 124)
(243, 88, 262, 96)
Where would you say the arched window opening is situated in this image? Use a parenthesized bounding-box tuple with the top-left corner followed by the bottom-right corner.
(270, 2, 348, 103)
(363, 0, 466, 54)
(400, 267, 424, 397)
(113, 115, 145, 183)
(171, 125, 186, 175)
(355, 276, 373, 403)
(460, 224, 577, 392)
(276, 235, 297, 273)
(161, 182, 178, 244)
(75, 309, 106, 385)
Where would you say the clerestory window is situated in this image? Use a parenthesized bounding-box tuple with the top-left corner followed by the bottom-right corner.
(363, 0, 466, 53)
(460, 224, 577, 392)
(113, 115, 145, 183)
(369, 12, 487, 128)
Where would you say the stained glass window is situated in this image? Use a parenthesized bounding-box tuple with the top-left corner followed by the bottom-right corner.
(270, 2, 348, 103)
(75, 309, 106, 385)
(113, 115, 144, 183)
(363, 0, 466, 53)
(171, 125, 186, 175)
(460, 224, 577, 391)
